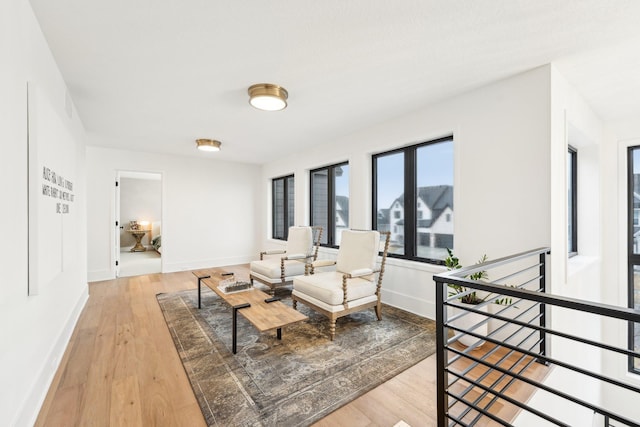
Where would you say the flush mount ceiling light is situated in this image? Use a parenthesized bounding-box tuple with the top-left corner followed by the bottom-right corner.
(248, 83, 288, 111)
(196, 138, 221, 152)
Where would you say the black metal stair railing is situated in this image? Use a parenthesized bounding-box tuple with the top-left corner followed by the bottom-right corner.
(433, 247, 640, 427)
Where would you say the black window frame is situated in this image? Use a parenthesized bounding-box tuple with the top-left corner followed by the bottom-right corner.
(568, 146, 578, 257)
(372, 135, 454, 265)
(310, 161, 349, 248)
(627, 146, 640, 374)
(272, 174, 294, 240)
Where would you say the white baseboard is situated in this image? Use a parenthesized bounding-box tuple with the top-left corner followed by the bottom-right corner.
(87, 268, 115, 282)
(89, 255, 255, 281)
(163, 255, 255, 273)
(13, 288, 89, 427)
(382, 288, 435, 319)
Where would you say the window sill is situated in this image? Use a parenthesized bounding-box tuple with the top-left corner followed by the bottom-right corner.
(566, 254, 599, 277)
(266, 238, 287, 247)
(385, 256, 448, 274)
(316, 246, 447, 273)
(625, 370, 640, 388)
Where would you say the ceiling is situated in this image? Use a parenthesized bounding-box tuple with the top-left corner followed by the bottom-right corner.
(28, 0, 640, 164)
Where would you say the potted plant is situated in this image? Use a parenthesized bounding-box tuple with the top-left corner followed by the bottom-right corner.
(445, 248, 488, 304)
(444, 249, 512, 347)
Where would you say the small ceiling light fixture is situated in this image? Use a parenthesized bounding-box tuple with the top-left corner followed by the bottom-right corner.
(196, 138, 221, 152)
(248, 83, 288, 111)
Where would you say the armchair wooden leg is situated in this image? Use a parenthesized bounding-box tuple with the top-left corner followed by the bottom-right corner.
(329, 320, 336, 341)
(292, 298, 297, 310)
(375, 303, 382, 321)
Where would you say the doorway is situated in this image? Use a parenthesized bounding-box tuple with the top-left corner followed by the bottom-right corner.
(116, 171, 162, 277)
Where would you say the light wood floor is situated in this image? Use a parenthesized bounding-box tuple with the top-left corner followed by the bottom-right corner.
(35, 265, 545, 426)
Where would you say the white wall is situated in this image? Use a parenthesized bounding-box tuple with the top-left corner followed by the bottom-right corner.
(549, 65, 603, 295)
(598, 118, 640, 422)
(515, 65, 640, 426)
(86, 146, 262, 281)
(0, 0, 88, 425)
(261, 66, 552, 319)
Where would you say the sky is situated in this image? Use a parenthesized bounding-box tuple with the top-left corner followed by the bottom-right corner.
(332, 139, 453, 210)
(376, 140, 453, 209)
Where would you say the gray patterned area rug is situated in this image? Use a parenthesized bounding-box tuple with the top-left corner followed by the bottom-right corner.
(157, 287, 436, 426)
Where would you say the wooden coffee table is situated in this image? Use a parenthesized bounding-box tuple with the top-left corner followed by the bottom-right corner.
(192, 269, 307, 354)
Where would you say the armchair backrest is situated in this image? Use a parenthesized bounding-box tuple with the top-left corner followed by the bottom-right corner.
(286, 226, 314, 256)
(336, 230, 381, 273)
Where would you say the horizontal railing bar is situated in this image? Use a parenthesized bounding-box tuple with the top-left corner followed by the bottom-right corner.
(462, 312, 540, 367)
(457, 332, 541, 419)
(446, 310, 492, 344)
(447, 323, 640, 394)
(437, 248, 640, 427)
(468, 342, 541, 425)
(446, 298, 640, 360)
(446, 302, 539, 344)
(435, 277, 640, 323)
(492, 275, 543, 292)
(445, 289, 532, 325)
(484, 309, 542, 341)
(445, 390, 521, 427)
(445, 412, 473, 427)
(448, 363, 567, 427)
(448, 332, 542, 401)
(446, 294, 529, 349)
(444, 278, 541, 308)
(448, 330, 542, 396)
(444, 247, 550, 278)
(446, 301, 542, 367)
(445, 290, 495, 308)
(448, 341, 507, 391)
(490, 263, 543, 286)
(447, 346, 640, 426)
(444, 272, 543, 306)
(450, 320, 535, 384)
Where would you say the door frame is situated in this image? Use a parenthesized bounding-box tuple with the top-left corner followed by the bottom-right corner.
(113, 169, 164, 278)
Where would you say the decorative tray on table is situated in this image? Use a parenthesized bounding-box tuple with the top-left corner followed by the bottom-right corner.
(218, 277, 253, 294)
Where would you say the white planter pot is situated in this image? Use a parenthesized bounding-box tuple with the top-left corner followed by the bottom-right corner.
(450, 303, 488, 348)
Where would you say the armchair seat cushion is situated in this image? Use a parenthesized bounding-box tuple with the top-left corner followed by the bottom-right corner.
(292, 290, 378, 313)
(293, 271, 376, 306)
(250, 258, 306, 279)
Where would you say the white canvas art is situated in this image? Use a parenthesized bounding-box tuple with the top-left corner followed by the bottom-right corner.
(27, 83, 78, 295)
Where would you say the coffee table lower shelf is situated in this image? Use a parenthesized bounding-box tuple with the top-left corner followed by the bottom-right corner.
(193, 269, 308, 354)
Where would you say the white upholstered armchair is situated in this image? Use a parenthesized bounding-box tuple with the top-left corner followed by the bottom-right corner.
(292, 229, 391, 340)
(249, 226, 322, 295)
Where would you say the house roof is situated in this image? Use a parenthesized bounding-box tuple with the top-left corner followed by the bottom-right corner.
(377, 208, 390, 225)
(389, 185, 453, 227)
(418, 185, 453, 227)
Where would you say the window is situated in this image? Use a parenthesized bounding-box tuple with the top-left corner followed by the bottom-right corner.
(627, 147, 640, 374)
(272, 175, 294, 240)
(310, 162, 349, 246)
(568, 147, 578, 256)
(373, 136, 454, 263)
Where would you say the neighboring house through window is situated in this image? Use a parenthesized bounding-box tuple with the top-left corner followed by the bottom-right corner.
(310, 162, 349, 246)
(272, 175, 294, 240)
(373, 136, 454, 263)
